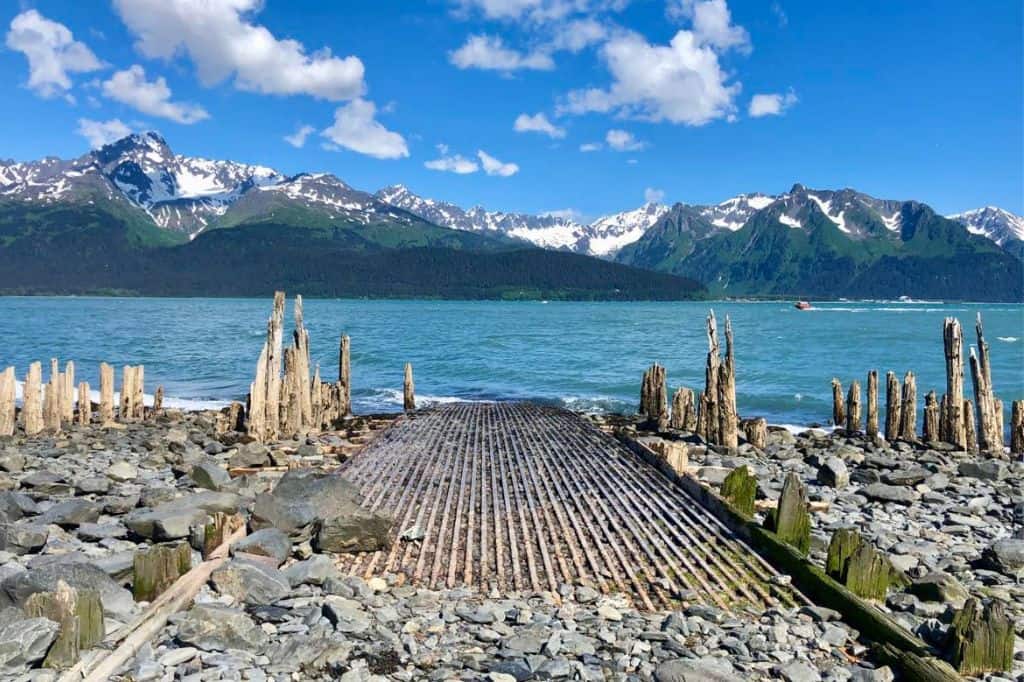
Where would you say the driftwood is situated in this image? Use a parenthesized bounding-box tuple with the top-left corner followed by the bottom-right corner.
(1011, 400, 1023, 455)
(884, 371, 901, 441)
(923, 391, 940, 442)
(942, 317, 966, 448)
(77, 382, 91, 426)
(845, 380, 861, 433)
(831, 378, 845, 427)
(0, 366, 15, 436)
(403, 363, 416, 411)
(22, 361, 43, 435)
(865, 371, 879, 438)
(99, 363, 114, 425)
(898, 372, 917, 441)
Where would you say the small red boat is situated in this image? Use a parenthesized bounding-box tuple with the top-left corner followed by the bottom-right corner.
(794, 300, 812, 310)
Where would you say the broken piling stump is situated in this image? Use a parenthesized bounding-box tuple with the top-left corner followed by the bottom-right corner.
(99, 362, 114, 425)
(743, 417, 767, 449)
(825, 528, 900, 601)
(61, 360, 75, 424)
(765, 472, 810, 555)
(845, 380, 862, 433)
(866, 370, 879, 438)
(898, 371, 917, 441)
(0, 366, 14, 436)
(403, 363, 416, 411)
(670, 387, 696, 431)
(339, 334, 352, 417)
(717, 316, 739, 449)
(703, 312, 721, 441)
(942, 317, 966, 448)
(831, 378, 845, 427)
(963, 400, 978, 453)
(133, 542, 192, 602)
(884, 371, 901, 441)
(1011, 400, 1024, 455)
(152, 385, 164, 416)
(24, 580, 103, 669)
(924, 391, 940, 443)
(44, 359, 62, 434)
(947, 598, 1013, 676)
(721, 466, 756, 517)
(77, 382, 91, 426)
(22, 361, 43, 435)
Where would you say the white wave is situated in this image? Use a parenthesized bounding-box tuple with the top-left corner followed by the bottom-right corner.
(997, 336, 1019, 343)
(365, 388, 480, 408)
(13, 380, 228, 411)
(777, 423, 837, 435)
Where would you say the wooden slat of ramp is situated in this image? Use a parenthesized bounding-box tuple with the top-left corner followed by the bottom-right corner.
(336, 402, 797, 611)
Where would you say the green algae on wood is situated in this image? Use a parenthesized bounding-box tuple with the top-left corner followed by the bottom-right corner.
(23, 580, 103, 669)
(133, 541, 192, 602)
(721, 466, 757, 518)
(948, 598, 1013, 676)
(764, 472, 810, 555)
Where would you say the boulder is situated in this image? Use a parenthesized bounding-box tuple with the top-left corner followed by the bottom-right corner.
(1, 562, 134, 619)
(981, 538, 1024, 576)
(861, 483, 919, 505)
(0, 608, 59, 674)
(175, 603, 267, 652)
(817, 457, 849, 488)
(190, 460, 231, 491)
(210, 557, 290, 605)
(126, 491, 241, 540)
(283, 554, 337, 587)
(317, 508, 392, 554)
(655, 658, 735, 682)
(232, 528, 291, 566)
(228, 443, 270, 469)
(106, 461, 138, 482)
(322, 596, 371, 634)
(75, 476, 111, 495)
(908, 572, 969, 608)
(37, 499, 100, 528)
(0, 521, 48, 555)
(957, 461, 1007, 481)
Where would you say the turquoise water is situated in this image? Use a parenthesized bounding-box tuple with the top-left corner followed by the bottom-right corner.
(0, 297, 1021, 428)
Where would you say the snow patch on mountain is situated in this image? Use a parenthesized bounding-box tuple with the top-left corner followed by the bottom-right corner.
(949, 206, 1024, 246)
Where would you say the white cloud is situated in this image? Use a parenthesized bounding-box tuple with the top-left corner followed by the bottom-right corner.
(559, 28, 741, 125)
(549, 17, 610, 52)
(477, 150, 519, 176)
(76, 118, 132, 148)
(425, 145, 480, 174)
(454, 0, 629, 23)
(111, 0, 365, 101)
(748, 90, 797, 117)
(667, 0, 750, 53)
(770, 2, 788, 27)
(579, 142, 602, 152)
(321, 99, 409, 159)
(101, 65, 208, 124)
(449, 35, 554, 71)
(513, 112, 566, 138)
(284, 124, 316, 148)
(644, 187, 665, 203)
(6, 10, 103, 99)
(605, 128, 644, 151)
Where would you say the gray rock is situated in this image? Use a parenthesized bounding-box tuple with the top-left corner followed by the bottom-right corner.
(19, 471, 72, 496)
(190, 460, 231, 491)
(1, 562, 134, 618)
(210, 558, 290, 605)
(908, 572, 969, 607)
(654, 658, 734, 682)
(126, 491, 240, 540)
(881, 468, 929, 486)
(0, 522, 48, 555)
(75, 476, 111, 495)
(817, 457, 849, 488)
(106, 461, 138, 482)
(76, 522, 128, 542)
(322, 596, 371, 634)
(861, 483, 919, 505)
(229, 443, 270, 469)
(37, 499, 100, 528)
(981, 538, 1024, 576)
(282, 554, 337, 587)
(176, 604, 267, 652)
(778, 660, 820, 682)
(232, 528, 291, 566)
(0, 608, 59, 673)
(957, 460, 1007, 481)
(0, 452, 25, 473)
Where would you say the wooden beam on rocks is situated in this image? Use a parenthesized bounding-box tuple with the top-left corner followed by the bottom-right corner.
(831, 378, 845, 428)
(23, 361, 43, 436)
(403, 363, 416, 411)
(884, 371, 901, 442)
(99, 363, 114, 425)
(0, 367, 15, 436)
(845, 380, 861, 433)
(77, 382, 91, 426)
(898, 372, 917, 441)
(942, 317, 966, 448)
(865, 370, 879, 439)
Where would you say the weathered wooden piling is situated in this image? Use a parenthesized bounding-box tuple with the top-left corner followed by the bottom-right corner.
(963, 400, 978, 453)
(403, 363, 416, 411)
(281, 347, 301, 436)
(845, 380, 862, 433)
(717, 316, 738, 449)
(884, 371, 901, 441)
(311, 365, 323, 429)
(721, 465, 756, 517)
(152, 385, 163, 416)
(99, 363, 114, 425)
(743, 417, 768, 449)
(948, 598, 1013, 676)
(923, 391, 940, 442)
(942, 317, 966, 448)
(765, 472, 810, 555)
(24, 580, 103, 668)
(133, 542, 192, 602)
(120, 365, 144, 422)
(293, 296, 313, 429)
(640, 363, 668, 430)
(972, 313, 1002, 451)
(703, 311, 721, 441)
(61, 361, 75, 423)
(670, 387, 697, 431)
(1011, 400, 1023, 455)
(77, 382, 91, 425)
(247, 291, 286, 442)
(898, 371, 917, 441)
(44, 359, 62, 433)
(0, 367, 14, 437)
(825, 528, 900, 601)
(22, 361, 43, 436)
(831, 378, 845, 427)
(339, 334, 352, 417)
(866, 370, 879, 438)
(993, 399, 1004, 449)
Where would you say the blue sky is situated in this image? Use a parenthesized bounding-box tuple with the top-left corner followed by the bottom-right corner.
(2, 0, 1021, 218)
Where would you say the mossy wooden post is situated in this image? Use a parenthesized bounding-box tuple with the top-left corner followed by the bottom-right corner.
(133, 542, 192, 602)
(152, 385, 163, 417)
(403, 363, 416, 411)
(743, 417, 767, 449)
(765, 472, 810, 555)
(99, 362, 114, 425)
(898, 371, 917, 440)
(948, 598, 1013, 676)
(44, 359, 62, 434)
(845, 380, 861, 433)
(203, 513, 243, 559)
(963, 400, 978, 453)
(0, 367, 14, 437)
(717, 316, 738, 449)
(62, 360, 75, 424)
(831, 378, 845, 427)
(825, 528, 862, 581)
(844, 543, 897, 601)
(924, 391, 940, 443)
(721, 466, 756, 517)
(24, 580, 103, 668)
(865, 370, 879, 438)
(1010, 400, 1023, 455)
(704, 311, 721, 443)
(339, 334, 351, 417)
(942, 317, 966, 448)
(884, 371, 901, 441)
(77, 382, 91, 426)
(23, 361, 43, 436)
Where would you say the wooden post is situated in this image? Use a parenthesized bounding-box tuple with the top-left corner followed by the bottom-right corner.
(403, 363, 415, 411)
(717, 316, 738, 449)
(265, 291, 285, 440)
(134, 366, 144, 421)
(1010, 400, 1023, 456)
(23, 361, 43, 436)
(77, 382, 91, 426)
(703, 311, 721, 443)
(247, 344, 267, 440)
(62, 361, 75, 423)
(884, 371, 901, 441)
(924, 390, 940, 442)
(866, 370, 879, 438)
(942, 317, 966, 448)
(743, 417, 767, 449)
(133, 543, 192, 602)
(963, 400, 978, 453)
(696, 392, 708, 441)
(281, 347, 300, 437)
(970, 349, 997, 454)
(993, 399, 1004, 449)
(974, 313, 1002, 450)
(311, 365, 323, 430)
(293, 296, 313, 430)
(845, 380, 861, 433)
(44, 358, 62, 433)
(0, 367, 14, 437)
(152, 386, 163, 416)
(721, 466, 756, 517)
(339, 334, 351, 417)
(831, 378, 845, 427)
(898, 371, 917, 441)
(765, 472, 810, 555)
(948, 598, 1013, 676)
(24, 580, 104, 668)
(99, 363, 114, 425)
(670, 387, 696, 431)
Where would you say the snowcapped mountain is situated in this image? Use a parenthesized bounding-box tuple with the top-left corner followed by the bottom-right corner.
(376, 184, 666, 256)
(948, 207, 1024, 249)
(696, 193, 775, 231)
